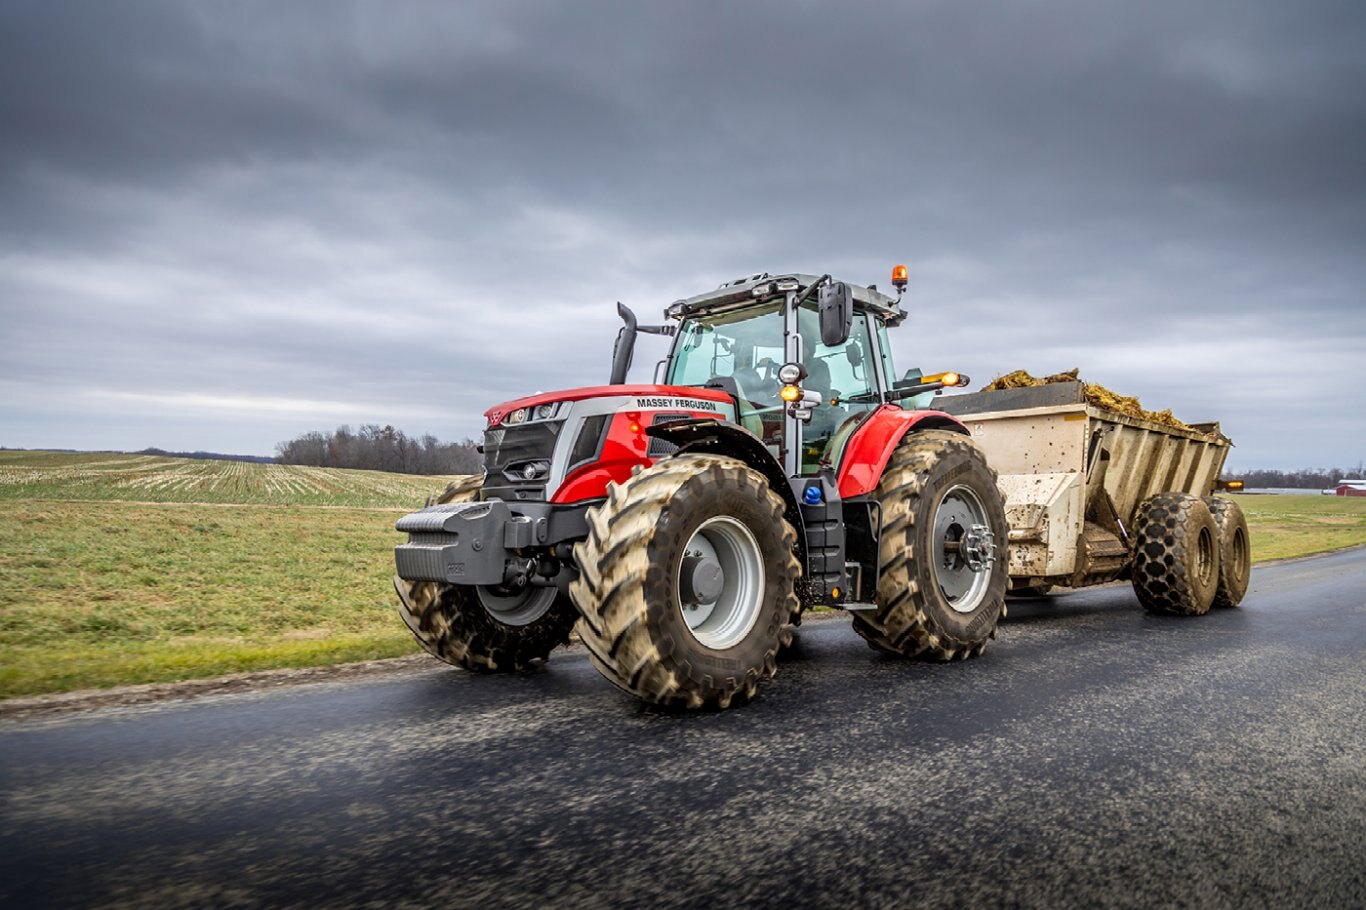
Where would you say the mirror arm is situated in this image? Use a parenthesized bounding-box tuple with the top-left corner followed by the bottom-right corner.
(792, 274, 831, 308)
(882, 381, 947, 403)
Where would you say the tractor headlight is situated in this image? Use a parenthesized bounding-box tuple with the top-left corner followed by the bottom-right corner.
(505, 460, 550, 482)
(531, 401, 563, 421)
(507, 408, 528, 425)
(777, 362, 805, 384)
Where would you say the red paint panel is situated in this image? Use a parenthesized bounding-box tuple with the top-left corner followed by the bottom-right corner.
(551, 410, 721, 504)
(836, 406, 968, 498)
(485, 384, 731, 425)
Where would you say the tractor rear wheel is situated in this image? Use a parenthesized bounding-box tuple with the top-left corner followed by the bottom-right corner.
(1131, 492, 1220, 616)
(393, 475, 578, 672)
(570, 453, 801, 709)
(852, 430, 1008, 660)
(1203, 496, 1250, 608)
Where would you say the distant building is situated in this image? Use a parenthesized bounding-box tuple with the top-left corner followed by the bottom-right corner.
(1333, 479, 1366, 497)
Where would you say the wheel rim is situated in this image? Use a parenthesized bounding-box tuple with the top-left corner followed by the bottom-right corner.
(677, 516, 765, 650)
(1196, 526, 1216, 586)
(931, 484, 995, 614)
(475, 583, 556, 627)
(1231, 527, 1249, 581)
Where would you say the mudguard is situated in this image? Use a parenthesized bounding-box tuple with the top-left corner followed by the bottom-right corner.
(647, 419, 806, 564)
(836, 406, 970, 498)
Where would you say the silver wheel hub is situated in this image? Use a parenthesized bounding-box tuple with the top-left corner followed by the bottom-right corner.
(678, 516, 765, 650)
(932, 484, 995, 614)
(475, 583, 556, 627)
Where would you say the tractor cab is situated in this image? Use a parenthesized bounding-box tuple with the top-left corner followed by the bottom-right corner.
(615, 269, 970, 482)
(660, 272, 914, 476)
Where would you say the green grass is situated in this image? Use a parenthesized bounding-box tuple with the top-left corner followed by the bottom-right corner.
(0, 453, 467, 698)
(1229, 492, 1366, 562)
(0, 453, 1362, 698)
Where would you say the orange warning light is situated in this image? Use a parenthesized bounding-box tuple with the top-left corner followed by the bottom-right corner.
(891, 264, 909, 292)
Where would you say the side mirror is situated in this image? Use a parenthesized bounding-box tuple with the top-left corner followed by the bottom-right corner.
(818, 281, 854, 347)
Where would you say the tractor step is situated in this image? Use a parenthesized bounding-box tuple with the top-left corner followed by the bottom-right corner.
(842, 601, 878, 612)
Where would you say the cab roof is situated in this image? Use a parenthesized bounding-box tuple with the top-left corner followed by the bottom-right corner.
(664, 272, 907, 327)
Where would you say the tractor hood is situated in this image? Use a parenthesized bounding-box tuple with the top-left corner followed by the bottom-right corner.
(484, 384, 732, 427)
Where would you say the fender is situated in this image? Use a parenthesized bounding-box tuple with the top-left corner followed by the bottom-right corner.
(647, 419, 806, 565)
(836, 406, 970, 499)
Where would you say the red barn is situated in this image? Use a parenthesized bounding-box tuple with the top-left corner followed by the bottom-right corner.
(1335, 479, 1366, 497)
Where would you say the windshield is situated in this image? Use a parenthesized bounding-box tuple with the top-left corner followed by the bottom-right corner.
(668, 303, 785, 448)
(669, 303, 784, 388)
(666, 299, 887, 473)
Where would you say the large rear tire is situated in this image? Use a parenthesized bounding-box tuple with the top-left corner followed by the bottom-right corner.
(1131, 492, 1220, 616)
(852, 430, 1009, 661)
(1203, 496, 1250, 608)
(570, 453, 801, 709)
(394, 475, 578, 672)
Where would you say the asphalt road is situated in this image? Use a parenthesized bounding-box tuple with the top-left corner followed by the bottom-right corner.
(3, 550, 1364, 910)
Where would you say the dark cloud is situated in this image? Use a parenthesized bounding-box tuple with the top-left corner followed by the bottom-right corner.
(1, 0, 1363, 469)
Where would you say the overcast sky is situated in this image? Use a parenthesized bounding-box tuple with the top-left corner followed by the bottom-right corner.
(2, 1, 1363, 472)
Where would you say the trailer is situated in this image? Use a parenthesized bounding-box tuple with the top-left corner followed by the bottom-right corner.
(938, 380, 1250, 614)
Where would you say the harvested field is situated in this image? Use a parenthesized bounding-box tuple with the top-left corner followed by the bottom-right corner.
(0, 450, 465, 508)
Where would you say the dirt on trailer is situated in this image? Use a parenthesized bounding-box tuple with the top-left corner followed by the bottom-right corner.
(981, 368, 1198, 432)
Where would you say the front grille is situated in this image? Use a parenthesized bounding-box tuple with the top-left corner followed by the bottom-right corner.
(482, 420, 562, 501)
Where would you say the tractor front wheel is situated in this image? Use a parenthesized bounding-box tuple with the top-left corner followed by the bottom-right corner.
(570, 454, 801, 709)
(394, 476, 578, 672)
(853, 430, 1009, 660)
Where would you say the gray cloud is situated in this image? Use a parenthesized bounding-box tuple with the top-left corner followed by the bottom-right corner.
(1, 0, 1363, 470)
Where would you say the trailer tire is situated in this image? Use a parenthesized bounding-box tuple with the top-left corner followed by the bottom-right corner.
(852, 430, 1008, 661)
(394, 475, 578, 672)
(1203, 496, 1250, 608)
(570, 454, 801, 709)
(1131, 492, 1220, 616)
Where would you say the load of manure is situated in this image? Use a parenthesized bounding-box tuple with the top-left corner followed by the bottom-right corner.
(980, 368, 1196, 432)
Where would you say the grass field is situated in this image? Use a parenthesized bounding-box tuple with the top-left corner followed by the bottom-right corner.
(1229, 492, 1366, 561)
(1, 452, 1363, 698)
(0, 452, 465, 697)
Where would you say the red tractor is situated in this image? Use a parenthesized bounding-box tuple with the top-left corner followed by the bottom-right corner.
(394, 269, 1008, 708)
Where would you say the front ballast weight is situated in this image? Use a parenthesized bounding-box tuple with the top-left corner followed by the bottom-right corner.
(395, 500, 551, 587)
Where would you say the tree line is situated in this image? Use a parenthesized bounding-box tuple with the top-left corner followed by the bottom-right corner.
(138, 447, 273, 464)
(1228, 465, 1364, 489)
(275, 425, 482, 475)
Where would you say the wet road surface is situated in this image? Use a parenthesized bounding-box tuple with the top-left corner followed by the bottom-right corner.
(2, 549, 1364, 909)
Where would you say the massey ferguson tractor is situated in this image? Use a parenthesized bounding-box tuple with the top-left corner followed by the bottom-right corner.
(393, 268, 1247, 709)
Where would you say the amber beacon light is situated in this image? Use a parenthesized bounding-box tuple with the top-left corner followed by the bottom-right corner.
(891, 264, 909, 293)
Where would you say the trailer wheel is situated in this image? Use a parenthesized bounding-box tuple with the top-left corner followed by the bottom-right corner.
(853, 430, 1008, 661)
(1203, 497, 1250, 608)
(394, 476, 578, 672)
(570, 454, 801, 709)
(1131, 492, 1220, 616)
